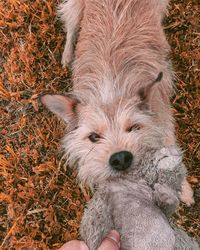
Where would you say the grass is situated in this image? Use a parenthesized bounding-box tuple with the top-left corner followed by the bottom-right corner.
(0, 0, 199, 249)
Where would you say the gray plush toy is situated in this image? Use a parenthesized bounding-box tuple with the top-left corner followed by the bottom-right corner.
(80, 146, 199, 250)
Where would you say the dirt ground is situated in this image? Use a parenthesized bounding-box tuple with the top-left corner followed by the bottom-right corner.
(0, 0, 199, 249)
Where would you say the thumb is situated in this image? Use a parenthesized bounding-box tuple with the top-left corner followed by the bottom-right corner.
(97, 230, 120, 250)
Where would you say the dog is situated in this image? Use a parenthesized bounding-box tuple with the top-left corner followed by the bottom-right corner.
(41, 0, 194, 205)
(80, 146, 199, 249)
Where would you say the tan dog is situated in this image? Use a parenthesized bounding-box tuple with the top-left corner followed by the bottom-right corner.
(41, 0, 193, 205)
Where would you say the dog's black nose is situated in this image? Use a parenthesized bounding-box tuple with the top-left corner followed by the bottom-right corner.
(109, 151, 133, 171)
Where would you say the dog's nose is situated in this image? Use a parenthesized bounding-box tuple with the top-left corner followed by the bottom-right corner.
(109, 151, 133, 171)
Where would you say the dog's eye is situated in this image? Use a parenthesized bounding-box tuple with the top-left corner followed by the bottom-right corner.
(88, 132, 101, 142)
(126, 124, 142, 132)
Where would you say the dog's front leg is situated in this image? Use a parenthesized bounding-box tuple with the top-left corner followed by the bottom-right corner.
(80, 191, 113, 250)
(179, 177, 194, 207)
(58, 0, 84, 67)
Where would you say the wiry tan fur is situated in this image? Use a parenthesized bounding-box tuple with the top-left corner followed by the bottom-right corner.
(41, 0, 194, 205)
(62, 98, 163, 185)
(60, 0, 175, 144)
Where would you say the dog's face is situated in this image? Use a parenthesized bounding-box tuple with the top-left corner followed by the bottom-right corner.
(41, 73, 163, 186)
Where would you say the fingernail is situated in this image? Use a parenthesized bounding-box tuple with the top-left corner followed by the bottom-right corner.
(107, 230, 120, 245)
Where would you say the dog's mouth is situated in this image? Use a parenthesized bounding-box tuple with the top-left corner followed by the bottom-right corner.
(110, 162, 136, 176)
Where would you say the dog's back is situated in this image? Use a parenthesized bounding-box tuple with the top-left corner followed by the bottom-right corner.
(74, 0, 171, 93)
(67, 0, 175, 145)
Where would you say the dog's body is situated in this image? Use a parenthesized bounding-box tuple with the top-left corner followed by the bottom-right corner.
(41, 0, 194, 207)
(59, 0, 175, 145)
(80, 147, 199, 250)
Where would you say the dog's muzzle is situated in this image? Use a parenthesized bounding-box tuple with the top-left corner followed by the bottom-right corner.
(109, 151, 133, 171)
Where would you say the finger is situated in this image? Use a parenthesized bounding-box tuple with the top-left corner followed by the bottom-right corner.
(97, 230, 120, 250)
(58, 240, 89, 250)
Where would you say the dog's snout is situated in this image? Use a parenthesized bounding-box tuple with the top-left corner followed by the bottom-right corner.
(109, 151, 133, 171)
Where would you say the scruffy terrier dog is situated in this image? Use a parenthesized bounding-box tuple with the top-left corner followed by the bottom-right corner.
(41, 0, 194, 204)
(80, 146, 199, 249)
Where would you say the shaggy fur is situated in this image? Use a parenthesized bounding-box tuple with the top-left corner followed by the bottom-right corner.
(80, 146, 199, 250)
(41, 0, 194, 205)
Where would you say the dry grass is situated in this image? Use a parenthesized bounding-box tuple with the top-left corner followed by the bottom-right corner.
(0, 0, 199, 249)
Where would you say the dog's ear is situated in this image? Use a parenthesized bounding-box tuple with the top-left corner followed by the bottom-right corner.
(138, 72, 163, 109)
(40, 94, 80, 124)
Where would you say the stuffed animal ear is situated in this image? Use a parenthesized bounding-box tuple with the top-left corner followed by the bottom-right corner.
(40, 94, 80, 124)
(138, 72, 163, 109)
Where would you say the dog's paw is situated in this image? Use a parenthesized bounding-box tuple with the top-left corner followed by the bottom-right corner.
(61, 52, 72, 68)
(179, 191, 195, 207)
(61, 45, 73, 67)
(179, 179, 195, 206)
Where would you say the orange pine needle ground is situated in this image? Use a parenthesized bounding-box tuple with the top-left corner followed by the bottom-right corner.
(0, 0, 199, 248)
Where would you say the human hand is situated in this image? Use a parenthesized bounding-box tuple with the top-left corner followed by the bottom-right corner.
(59, 230, 120, 250)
